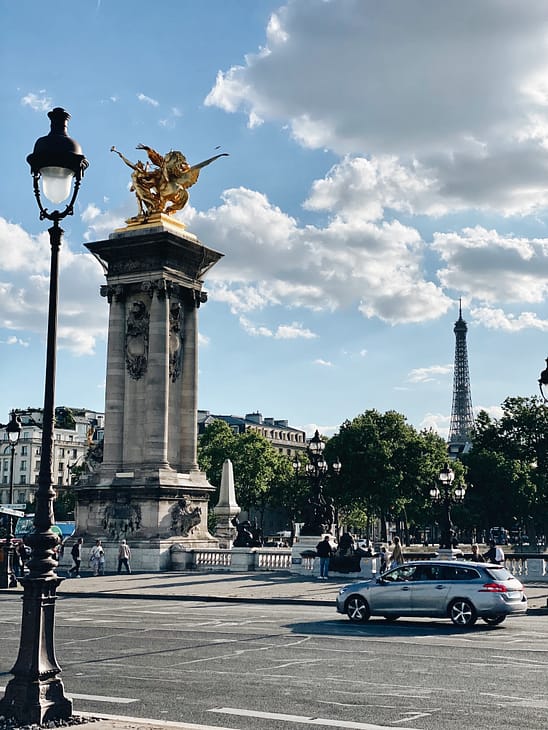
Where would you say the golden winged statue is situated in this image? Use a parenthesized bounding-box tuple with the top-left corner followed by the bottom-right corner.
(111, 143, 228, 221)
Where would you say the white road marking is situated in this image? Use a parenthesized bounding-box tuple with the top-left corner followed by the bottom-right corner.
(211, 707, 420, 730)
(0, 688, 136, 704)
(78, 710, 236, 729)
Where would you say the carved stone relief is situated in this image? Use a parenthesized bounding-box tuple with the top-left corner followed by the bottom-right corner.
(169, 301, 184, 382)
(125, 299, 150, 379)
(170, 498, 202, 537)
(102, 502, 142, 541)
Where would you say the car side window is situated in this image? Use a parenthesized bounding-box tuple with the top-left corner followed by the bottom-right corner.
(383, 566, 417, 582)
(416, 565, 443, 581)
(445, 566, 480, 581)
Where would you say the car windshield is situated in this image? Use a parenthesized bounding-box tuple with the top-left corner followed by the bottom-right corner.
(484, 566, 514, 581)
(381, 565, 418, 582)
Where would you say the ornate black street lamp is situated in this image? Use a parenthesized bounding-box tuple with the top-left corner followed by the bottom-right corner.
(1, 411, 22, 589)
(429, 463, 466, 550)
(293, 430, 341, 536)
(0, 108, 87, 723)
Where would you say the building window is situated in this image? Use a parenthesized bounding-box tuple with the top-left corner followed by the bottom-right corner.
(36, 447, 41, 455)
(35, 461, 40, 471)
(58, 462, 64, 473)
(2, 476, 7, 485)
(59, 448, 65, 457)
(21, 445, 28, 456)
(2, 460, 7, 471)
(23, 432, 29, 440)
(57, 477, 63, 486)
(20, 461, 27, 471)
(19, 475, 27, 485)
(72, 449, 77, 459)
(18, 491, 26, 503)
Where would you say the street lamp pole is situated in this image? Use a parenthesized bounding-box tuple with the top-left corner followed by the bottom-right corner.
(1, 411, 22, 589)
(0, 108, 88, 724)
(294, 430, 341, 536)
(429, 463, 466, 550)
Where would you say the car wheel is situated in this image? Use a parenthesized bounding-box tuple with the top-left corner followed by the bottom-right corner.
(346, 595, 370, 623)
(383, 615, 400, 622)
(449, 599, 477, 627)
(483, 615, 506, 626)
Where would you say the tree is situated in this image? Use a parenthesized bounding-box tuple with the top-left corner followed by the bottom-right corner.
(325, 410, 449, 541)
(463, 396, 548, 543)
(197, 421, 295, 526)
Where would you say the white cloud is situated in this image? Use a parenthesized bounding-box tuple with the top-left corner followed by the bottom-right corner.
(188, 187, 451, 325)
(21, 91, 52, 112)
(206, 0, 548, 217)
(408, 364, 453, 384)
(137, 93, 159, 107)
(470, 307, 548, 332)
(275, 322, 317, 339)
(433, 226, 548, 306)
(0, 218, 107, 355)
(314, 358, 333, 367)
(1, 336, 29, 347)
(419, 412, 450, 439)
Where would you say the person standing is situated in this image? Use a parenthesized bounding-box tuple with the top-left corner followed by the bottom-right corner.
(470, 544, 485, 562)
(390, 536, 405, 568)
(117, 539, 132, 574)
(484, 540, 505, 565)
(89, 539, 105, 576)
(69, 537, 83, 577)
(316, 535, 334, 580)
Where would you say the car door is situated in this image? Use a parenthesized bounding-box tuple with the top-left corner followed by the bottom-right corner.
(370, 565, 418, 614)
(410, 564, 449, 615)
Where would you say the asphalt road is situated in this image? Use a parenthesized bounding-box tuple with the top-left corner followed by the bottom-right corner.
(0, 592, 546, 730)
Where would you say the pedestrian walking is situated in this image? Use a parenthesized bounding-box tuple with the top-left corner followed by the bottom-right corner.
(69, 537, 83, 577)
(316, 535, 334, 580)
(379, 545, 390, 573)
(89, 539, 105, 576)
(390, 536, 405, 568)
(117, 539, 132, 574)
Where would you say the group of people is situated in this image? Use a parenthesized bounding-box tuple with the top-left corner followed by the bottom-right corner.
(67, 538, 132, 577)
(315, 534, 407, 580)
(315, 533, 506, 580)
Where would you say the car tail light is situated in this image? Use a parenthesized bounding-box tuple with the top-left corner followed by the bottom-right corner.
(479, 582, 510, 592)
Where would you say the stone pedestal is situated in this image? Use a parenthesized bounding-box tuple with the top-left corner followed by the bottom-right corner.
(75, 216, 223, 569)
(437, 547, 463, 561)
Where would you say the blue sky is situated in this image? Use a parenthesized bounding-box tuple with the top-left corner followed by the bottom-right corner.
(2, 0, 548, 438)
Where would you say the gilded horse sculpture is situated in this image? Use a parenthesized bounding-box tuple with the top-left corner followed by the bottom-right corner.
(111, 144, 228, 221)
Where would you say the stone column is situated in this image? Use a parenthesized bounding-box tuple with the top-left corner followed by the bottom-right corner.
(144, 280, 170, 469)
(100, 285, 126, 477)
(180, 292, 199, 471)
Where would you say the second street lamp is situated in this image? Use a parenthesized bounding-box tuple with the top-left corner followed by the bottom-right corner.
(0, 108, 88, 724)
(429, 463, 466, 550)
(1, 410, 22, 589)
(294, 430, 341, 536)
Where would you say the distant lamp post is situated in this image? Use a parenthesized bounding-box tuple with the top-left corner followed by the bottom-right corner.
(294, 430, 341, 536)
(429, 463, 466, 550)
(539, 357, 548, 402)
(1, 410, 22, 589)
(0, 108, 87, 724)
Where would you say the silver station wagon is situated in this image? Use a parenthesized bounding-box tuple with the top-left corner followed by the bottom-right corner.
(336, 560, 528, 627)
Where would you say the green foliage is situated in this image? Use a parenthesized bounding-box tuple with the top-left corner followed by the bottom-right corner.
(198, 421, 295, 515)
(463, 396, 548, 539)
(324, 410, 449, 533)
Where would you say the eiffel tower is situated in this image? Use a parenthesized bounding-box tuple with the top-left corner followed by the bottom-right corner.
(448, 300, 474, 457)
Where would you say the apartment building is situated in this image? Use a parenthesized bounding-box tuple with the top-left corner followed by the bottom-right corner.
(0, 407, 103, 506)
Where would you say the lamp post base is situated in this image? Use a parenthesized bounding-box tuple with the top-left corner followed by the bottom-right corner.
(0, 576, 73, 724)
